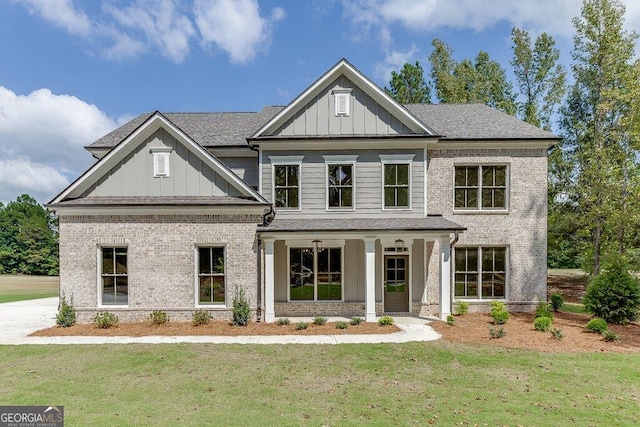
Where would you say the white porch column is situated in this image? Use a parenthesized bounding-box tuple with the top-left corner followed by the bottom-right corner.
(364, 238, 377, 322)
(439, 237, 452, 320)
(264, 239, 275, 323)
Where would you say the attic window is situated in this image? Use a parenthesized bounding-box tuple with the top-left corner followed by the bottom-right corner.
(333, 89, 352, 117)
(151, 148, 172, 178)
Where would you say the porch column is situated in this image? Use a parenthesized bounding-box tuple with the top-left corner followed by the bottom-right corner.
(364, 238, 376, 322)
(439, 237, 452, 320)
(264, 239, 275, 323)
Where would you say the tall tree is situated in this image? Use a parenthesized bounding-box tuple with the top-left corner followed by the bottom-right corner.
(510, 27, 567, 130)
(561, 0, 638, 274)
(429, 38, 517, 115)
(384, 61, 431, 104)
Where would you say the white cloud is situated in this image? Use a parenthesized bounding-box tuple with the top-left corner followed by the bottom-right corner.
(374, 44, 420, 81)
(14, 0, 91, 36)
(0, 87, 126, 203)
(193, 0, 285, 64)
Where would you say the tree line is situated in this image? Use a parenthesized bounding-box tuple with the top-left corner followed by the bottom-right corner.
(0, 194, 59, 275)
(385, 0, 639, 274)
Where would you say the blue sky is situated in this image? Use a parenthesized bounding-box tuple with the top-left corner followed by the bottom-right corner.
(0, 0, 638, 204)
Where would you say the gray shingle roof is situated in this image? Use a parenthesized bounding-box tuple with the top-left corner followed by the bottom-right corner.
(404, 103, 559, 140)
(50, 196, 267, 207)
(258, 216, 465, 233)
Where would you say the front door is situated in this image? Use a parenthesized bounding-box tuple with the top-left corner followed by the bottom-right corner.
(384, 255, 409, 312)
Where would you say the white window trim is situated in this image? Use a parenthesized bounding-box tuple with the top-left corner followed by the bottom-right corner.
(380, 238, 412, 313)
(270, 156, 304, 212)
(151, 147, 172, 178)
(324, 155, 358, 211)
(452, 245, 510, 301)
(97, 245, 129, 308)
(453, 164, 510, 213)
(195, 244, 228, 308)
(332, 89, 352, 117)
(380, 154, 415, 211)
(285, 240, 345, 302)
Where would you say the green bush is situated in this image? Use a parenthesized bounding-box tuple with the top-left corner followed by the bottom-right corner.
(602, 330, 620, 342)
(535, 302, 554, 320)
(455, 302, 469, 316)
(93, 311, 118, 329)
(350, 317, 363, 326)
(192, 310, 212, 326)
(488, 326, 506, 339)
(491, 309, 509, 325)
(446, 315, 455, 326)
(378, 316, 394, 326)
(551, 327, 564, 340)
(335, 321, 348, 329)
(232, 288, 251, 326)
(295, 322, 308, 331)
(583, 260, 640, 324)
(149, 310, 169, 325)
(586, 318, 608, 333)
(56, 294, 76, 328)
(276, 318, 290, 326)
(550, 292, 564, 312)
(313, 316, 328, 326)
(533, 316, 553, 332)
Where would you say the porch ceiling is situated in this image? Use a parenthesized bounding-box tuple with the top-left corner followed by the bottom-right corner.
(258, 216, 466, 234)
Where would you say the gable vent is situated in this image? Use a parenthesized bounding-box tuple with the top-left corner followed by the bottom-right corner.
(333, 89, 352, 117)
(151, 148, 171, 178)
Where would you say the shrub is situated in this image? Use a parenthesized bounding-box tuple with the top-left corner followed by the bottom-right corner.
(192, 310, 212, 326)
(533, 316, 553, 332)
(378, 316, 394, 326)
(149, 310, 169, 325)
(276, 317, 290, 326)
(455, 302, 469, 316)
(350, 317, 364, 326)
(93, 311, 118, 329)
(295, 322, 308, 330)
(583, 260, 640, 324)
(602, 330, 620, 342)
(313, 316, 328, 326)
(56, 294, 76, 328)
(550, 327, 564, 340)
(491, 309, 509, 325)
(446, 315, 456, 326)
(586, 318, 608, 333)
(535, 302, 554, 320)
(335, 321, 348, 329)
(490, 301, 506, 315)
(232, 288, 251, 326)
(488, 326, 506, 339)
(550, 292, 564, 312)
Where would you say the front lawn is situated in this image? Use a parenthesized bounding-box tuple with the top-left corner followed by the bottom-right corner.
(1, 343, 638, 425)
(0, 275, 58, 303)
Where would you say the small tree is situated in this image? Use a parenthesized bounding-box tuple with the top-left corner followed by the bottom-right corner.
(56, 294, 76, 328)
(232, 288, 251, 326)
(583, 260, 640, 324)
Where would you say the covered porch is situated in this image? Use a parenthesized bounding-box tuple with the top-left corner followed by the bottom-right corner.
(258, 217, 465, 322)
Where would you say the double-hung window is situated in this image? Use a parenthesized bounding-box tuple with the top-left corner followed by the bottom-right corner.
(454, 165, 507, 210)
(198, 247, 225, 304)
(289, 246, 342, 301)
(380, 155, 414, 209)
(455, 247, 507, 299)
(324, 155, 357, 210)
(271, 156, 303, 210)
(101, 247, 128, 305)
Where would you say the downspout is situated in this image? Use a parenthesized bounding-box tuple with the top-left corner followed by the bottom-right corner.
(450, 230, 459, 247)
(256, 238, 262, 322)
(448, 230, 460, 316)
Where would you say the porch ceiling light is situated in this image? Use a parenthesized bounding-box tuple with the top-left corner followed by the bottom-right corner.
(312, 239, 323, 252)
(395, 239, 405, 251)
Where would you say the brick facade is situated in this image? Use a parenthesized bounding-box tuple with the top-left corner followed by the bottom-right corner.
(59, 214, 262, 322)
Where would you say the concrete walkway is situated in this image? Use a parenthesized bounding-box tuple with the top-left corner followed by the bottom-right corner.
(0, 297, 442, 345)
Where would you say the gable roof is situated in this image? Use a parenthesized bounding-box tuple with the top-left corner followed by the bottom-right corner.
(405, 104, 560, 140)
(250, 58, 438, 139)
(50, 112, 269, 205)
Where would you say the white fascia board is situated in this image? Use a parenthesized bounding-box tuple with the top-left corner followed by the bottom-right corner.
(255, 138, 438, 151)
(53, 205, 267, 217)
(427, 140, 555, 150)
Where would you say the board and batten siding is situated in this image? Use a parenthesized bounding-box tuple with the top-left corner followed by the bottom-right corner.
(84, 128, 242, 198)
(270, 76, 414, 137)
(216, 156, 259, 189)
(262, 149, 425, 218)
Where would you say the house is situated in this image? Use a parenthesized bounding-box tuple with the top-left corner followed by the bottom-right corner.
(47, 59, 557, 323)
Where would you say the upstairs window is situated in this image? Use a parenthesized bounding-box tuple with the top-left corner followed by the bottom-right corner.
(380, 154, 414, 210)
(325, 155, 357, 210)
(274, 165, 300, 209)
(151, 148, 171, 178)
(454, 165, 507, 210)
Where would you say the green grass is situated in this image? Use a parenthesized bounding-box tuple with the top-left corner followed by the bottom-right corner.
(0, 275, 58, 303)
(1, 343, 638, 426)
(562, 302, 589, 314)
(548, 268, 587, 277)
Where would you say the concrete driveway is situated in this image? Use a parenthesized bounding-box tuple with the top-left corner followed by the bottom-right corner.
(0, 297, 58, 344)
